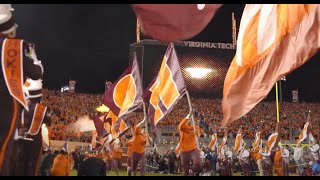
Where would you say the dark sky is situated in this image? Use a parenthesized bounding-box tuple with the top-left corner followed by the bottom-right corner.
(12, 4, 320, 102)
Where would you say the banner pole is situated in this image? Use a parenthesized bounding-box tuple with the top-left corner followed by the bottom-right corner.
(142, 102, 150, 146)
(136, 18, 141, 43)
(186, 90, 199, 149)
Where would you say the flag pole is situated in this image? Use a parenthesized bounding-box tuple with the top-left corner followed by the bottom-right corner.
(275, 82, 280, 123)
(186, 90, 199, 149)
(142, 101, 149, 146)
(232, 12, 237, 46)
(136, 18, 141, 43)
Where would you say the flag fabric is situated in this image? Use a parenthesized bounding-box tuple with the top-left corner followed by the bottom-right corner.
(92, 113, 109, 138)
(222, 4, 320, 127)
(265, 132, 278, 155)
(306, 112, 316, 142)
(208, 133, 218, 151)
(92, 110, 129, 141)
(234, 129, 243, 153)
(131, 4, 222, 42)
(297, 122, 309, 145)
(218, 130, 228, 157)
(62, 142, 68, 152)
(253, 131, 261, 149)
(147, 43, 187, 127)
(104, 110, 129, 140)
(103, 53, 143, 123)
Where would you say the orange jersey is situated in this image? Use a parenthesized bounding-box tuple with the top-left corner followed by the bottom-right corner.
(112, 148, 123, 159)
(274, 149, 283, 176)
(254, 148, 262, 161)
(179, 118, 200, 152)
(97, 153, 104, 160)
(105, 151, 111, 161)
(126, 140, 134, 157)
(132, 127, 146, 154)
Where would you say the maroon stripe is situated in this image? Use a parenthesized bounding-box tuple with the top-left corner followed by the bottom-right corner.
(0, 17, 15, 32)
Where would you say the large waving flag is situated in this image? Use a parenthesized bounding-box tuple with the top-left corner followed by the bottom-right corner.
(131, 4, 222, 42)
(222, 4, 320, 126)
(103, 53, 143, 123)
(147, 43, 187, 127)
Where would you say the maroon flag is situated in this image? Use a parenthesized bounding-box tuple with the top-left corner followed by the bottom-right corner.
(147, 43, 186, 127)
(92, 113, 108, 138)
(131, 4, 222, 42)
(103, 53, 143, 122)
(104, 110, 129, 140)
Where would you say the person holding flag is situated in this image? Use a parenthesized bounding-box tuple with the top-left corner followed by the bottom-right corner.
(126, 139, 134, 176)
(252, 130, 263, 176)
(130, 124, 146, 176)
(292, 111, 310, 175)
(128, 112, 148, 176)
(306, 111, 320, 163)
(178, 112, 201, 176)
(239, 142, 251, 176)
(111, 138, 123, 176)
(261, 126, 279, 176)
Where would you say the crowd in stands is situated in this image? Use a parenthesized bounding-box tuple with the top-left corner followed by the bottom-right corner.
(42, 89, 320, 142)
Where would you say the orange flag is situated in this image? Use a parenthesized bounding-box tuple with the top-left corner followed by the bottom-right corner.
(222, 5, 320, 126)
(234, 128, 243, 153)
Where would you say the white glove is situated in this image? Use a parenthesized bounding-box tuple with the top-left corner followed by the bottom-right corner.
(29, 47, 44, 74)
(34, 60, 44, 74)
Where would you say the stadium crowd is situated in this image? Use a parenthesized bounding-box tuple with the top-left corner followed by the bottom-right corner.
(43, 90, 320, 142)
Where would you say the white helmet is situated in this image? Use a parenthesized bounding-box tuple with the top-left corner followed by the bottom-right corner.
(0, 4, 16, 34)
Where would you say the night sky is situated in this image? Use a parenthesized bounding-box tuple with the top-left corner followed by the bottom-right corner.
(12, 4, 320, 102)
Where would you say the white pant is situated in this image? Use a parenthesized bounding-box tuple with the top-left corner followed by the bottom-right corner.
(257, 159, 264, 176)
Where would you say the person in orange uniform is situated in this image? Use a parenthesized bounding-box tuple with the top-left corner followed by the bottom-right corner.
(112, 139, 123, 176)
(253, 147, 263, 176)
(50, 150, 71, 176)
(126, 139, 134, 176)
(129, 119, 147, 176)
(274, 146, 284, 176)
(178, 113, 201, 176)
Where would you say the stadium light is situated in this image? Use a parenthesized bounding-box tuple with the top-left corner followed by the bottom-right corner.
(186, 67, 212, 79)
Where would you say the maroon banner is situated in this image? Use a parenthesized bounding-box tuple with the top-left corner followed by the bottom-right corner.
(147, 43, 186, 127)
